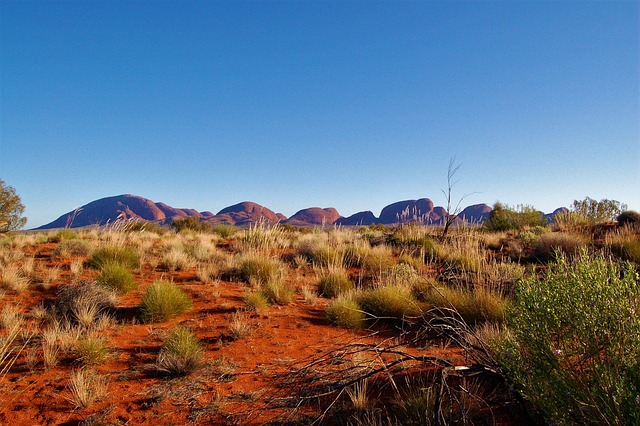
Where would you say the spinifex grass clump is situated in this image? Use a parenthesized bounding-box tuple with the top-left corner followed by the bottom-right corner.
(496, 250, 640, 425)
(357, 284, 420, 321)
(87, 246, 140, 269)
(56, 281, 116, 328)
(95, 262, 137, 294)
(317, 267, 354, 298)
(419, 283, 508, 324)
(156, 327, 203, 376)
(139, 281, 192, 323)
(237, 253, 282, 284)
(260, 280, 294, 305)
(325, 294, 366, 329)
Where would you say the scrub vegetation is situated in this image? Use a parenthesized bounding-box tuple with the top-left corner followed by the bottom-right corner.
(0, 198, 638, 425)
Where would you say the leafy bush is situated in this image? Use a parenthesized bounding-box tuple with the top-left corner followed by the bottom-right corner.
(86, 246, 140, 270)
(317, 268, 354, 298)
(325, 295, 366, 329)
(156, 327, 202, 376)
(139, 281, 193, 323)
(483, 202, 546, 231)
(571, 196, 627, 224)
(496, 250, 640, 425)
(169, 216, 211, 233)
(96, 262, 137, 294)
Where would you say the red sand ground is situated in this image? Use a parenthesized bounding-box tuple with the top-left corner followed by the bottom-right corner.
(0, 240, 513, 425)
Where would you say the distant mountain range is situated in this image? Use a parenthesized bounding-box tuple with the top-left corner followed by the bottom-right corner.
(35, 194, 567, 229)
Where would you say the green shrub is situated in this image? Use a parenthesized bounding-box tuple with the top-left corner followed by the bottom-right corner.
(325, 295, 366, 329)
(139, 281, 192, 323)
(317, 269, 354, 298)
(156, 327, 202, 376)
(87, 246, 140, 269)
(358, 285, 420, 321)
(496, 250, 640, 425)
(484, 202, 546, 231)
(571, 196, 626, 224)
(260, 280, 294, 305)
(169, 216, 211, 233)
(95, 262, 137, 294)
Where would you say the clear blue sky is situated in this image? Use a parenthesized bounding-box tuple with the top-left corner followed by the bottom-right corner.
(1, 0, 638, 229)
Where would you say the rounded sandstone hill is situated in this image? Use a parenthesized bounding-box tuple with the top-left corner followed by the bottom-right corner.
(215, 201, 282, 225)
(335, 211, 377, 226)
(285, 207, 341, 226)
(36, 194, 201, 229)
(378, 198, 436, 224)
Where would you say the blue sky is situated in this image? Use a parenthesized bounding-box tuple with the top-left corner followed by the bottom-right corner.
(1, 0, 638, 228)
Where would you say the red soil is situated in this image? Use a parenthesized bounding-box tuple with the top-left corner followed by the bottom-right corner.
(0, 240, 515, 425)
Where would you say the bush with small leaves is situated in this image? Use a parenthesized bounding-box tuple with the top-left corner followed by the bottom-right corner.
(139, 281, 192, 323)
(496, 250, 640, 425)
(212, 224, 237, 238)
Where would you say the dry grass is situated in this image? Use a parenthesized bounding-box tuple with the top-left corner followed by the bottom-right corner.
(229, 311, 253, 340)
(0, 265, 30, 292)
(66, 369, 107, 408)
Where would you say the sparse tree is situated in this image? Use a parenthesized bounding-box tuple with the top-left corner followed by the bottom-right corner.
(0, 180, 27, 232)
(441, 158, 475, 237)
(571, 196, 627, 224)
